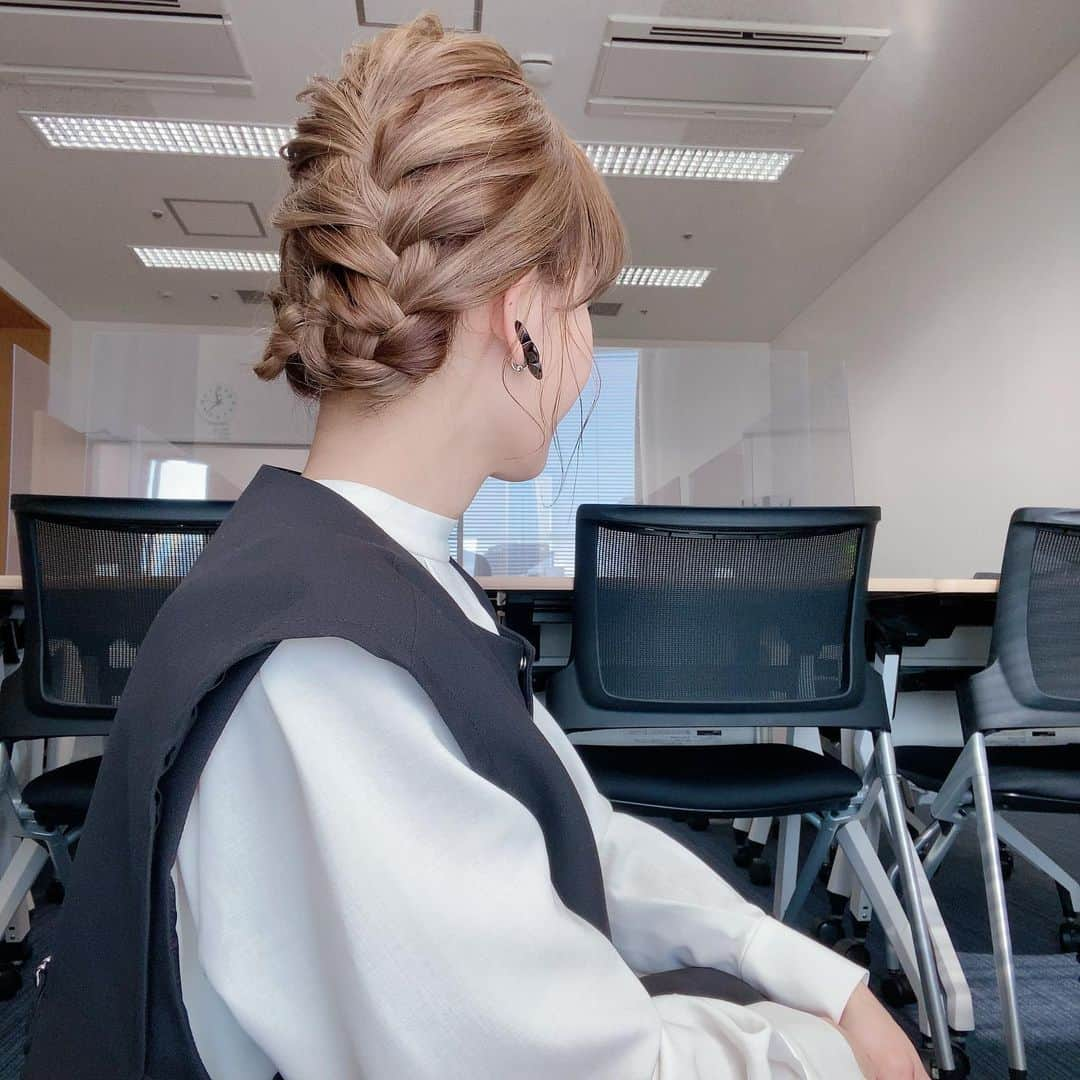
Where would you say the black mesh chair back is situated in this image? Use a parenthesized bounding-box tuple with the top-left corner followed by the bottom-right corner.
(548, 505, 886, 733)
(961, 508, 1080, 735)
(11, 495, 231, 724)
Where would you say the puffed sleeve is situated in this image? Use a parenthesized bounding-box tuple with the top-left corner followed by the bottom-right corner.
(174, 637, 863, 1080)
(529, 701, 869, 1024)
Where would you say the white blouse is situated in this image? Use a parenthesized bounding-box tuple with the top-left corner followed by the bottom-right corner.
(173, 478, 867, 1080)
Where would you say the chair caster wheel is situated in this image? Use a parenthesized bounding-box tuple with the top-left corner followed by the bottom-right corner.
(733, 839, 763, 868)
(1059, 919, 1080, 953)
(834, 937, 871, 968)
(0, 937, 30, 964)
(920, 1036, 971, 1078)
(880, 970, 918, 1007)
(732, 825, 748, 846)
(688, 814, 710, 832)
(815, 915, 845, 947)
(748, 857, 772, 887)
(0, 963, 22, 1001)
(998, 843, 1014, 881)
(45, 878, 65, 904)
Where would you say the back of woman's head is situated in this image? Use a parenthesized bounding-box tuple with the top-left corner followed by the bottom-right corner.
(258, 12, 625, 403)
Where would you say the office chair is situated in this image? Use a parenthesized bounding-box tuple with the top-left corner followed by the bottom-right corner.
(892, 508, 1080, 1080)
(0, 495, 229, 998)
(546, 504, 971, 1075)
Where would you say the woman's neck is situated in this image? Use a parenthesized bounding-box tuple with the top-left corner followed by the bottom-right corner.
(302, 391, 489, 520)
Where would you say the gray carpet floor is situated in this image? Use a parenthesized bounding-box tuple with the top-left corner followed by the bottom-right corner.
(2, 810, 1077, 1078)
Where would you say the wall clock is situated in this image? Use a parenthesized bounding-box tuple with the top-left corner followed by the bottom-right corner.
(198, 383, 237, 425)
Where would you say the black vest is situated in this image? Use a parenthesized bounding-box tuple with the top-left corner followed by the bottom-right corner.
(23, 467, 613, 1080)
(24, 466, 759, 1079)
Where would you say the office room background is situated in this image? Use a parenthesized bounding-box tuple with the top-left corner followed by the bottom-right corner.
(1, 1, 1079, 1078)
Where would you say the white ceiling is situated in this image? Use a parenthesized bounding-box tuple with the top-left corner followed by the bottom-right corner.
(1, 0, 1079, 341)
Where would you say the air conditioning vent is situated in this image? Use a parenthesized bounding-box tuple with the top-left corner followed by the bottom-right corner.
(0, 1, 201, 13)
(633, 25, 854, 52)
(236, 289, 270, 305)
(590, 17, 888, 126)
(588, 302, 622, 317)
(0, 0, 250, 95)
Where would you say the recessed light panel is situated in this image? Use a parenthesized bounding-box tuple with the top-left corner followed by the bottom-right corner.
(131, 248, 708, 286)
(132, 246, 280, 272)
(616, 266, 712, 288)
(583, 143, 796, 182)
(23, 113, 292, 158)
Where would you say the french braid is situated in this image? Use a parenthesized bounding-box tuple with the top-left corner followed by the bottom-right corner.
(257, 12, 625, 402)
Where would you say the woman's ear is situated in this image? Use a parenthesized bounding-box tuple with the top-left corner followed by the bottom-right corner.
(491, 271, 538, 366)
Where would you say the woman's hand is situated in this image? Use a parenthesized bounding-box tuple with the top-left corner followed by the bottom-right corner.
(838, 983, 930, 1079)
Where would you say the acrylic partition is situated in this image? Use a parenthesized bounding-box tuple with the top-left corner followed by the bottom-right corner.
(78, 327, 315, 501)
(22, 331, 853, 576)
(637, 344, 855, 509)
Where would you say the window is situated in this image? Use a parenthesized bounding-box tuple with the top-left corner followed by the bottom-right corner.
(456, 349, 638, 576)
(148, 458, 209, 500)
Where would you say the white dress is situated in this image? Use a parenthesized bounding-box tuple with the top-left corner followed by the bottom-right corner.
(173, 478, 868, 1080)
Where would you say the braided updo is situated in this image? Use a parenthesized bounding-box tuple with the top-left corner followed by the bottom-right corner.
(256, 12, 625, 402)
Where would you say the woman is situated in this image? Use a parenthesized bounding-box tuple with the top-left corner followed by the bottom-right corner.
(25, 14, 928, 1080)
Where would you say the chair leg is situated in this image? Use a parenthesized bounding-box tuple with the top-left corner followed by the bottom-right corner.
(876, 732, 957, 1074)
(773, 814, 801, 918)
(39, 829, 74, 886)
(782, 812, 842, 926)
(922, 819, 965, 882)
(0, 838, 47, 933)
(969, 734, 1027, 1077)
(747, 815, 772, 845)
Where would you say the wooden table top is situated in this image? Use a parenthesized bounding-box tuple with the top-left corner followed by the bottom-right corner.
(476, 576, 1000, 595)
(0, 574, 1000, 595)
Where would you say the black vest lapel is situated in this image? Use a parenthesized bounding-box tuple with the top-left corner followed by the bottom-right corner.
(23, 467, 609, 1080)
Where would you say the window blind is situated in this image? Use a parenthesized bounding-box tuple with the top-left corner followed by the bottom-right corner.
(455, 349, 638, 576)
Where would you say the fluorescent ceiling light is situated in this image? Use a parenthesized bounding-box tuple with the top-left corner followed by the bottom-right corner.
(583, 143, 797, 182)
(22, 115, 794, 186)
(131, 246, 280, 272)
(131, 247, 709, 287)
(616, 266, 712, 288)
(23, 113, 292, 158)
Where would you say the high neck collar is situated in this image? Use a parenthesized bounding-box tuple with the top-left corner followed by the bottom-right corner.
(311, 477, 456, 563)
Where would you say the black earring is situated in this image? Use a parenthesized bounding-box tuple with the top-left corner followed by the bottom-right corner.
(514, 320, 543, 380)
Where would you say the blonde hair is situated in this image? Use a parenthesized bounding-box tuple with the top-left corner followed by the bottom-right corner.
(257, 12, 625, 402)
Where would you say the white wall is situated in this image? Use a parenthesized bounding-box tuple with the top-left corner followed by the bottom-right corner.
(775, 52, 1080, 577)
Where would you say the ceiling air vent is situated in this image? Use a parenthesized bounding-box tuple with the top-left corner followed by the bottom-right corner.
(236, 289, 270, 305)
(589, 17, 889, 126)
(2, 1, 185, 9)
(631, 24, 863, 53)
(588, 302, 622, 317)
(0, 1, 251, 95)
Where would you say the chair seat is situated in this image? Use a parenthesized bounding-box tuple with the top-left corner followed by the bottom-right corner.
(896, 744, 1080, 813)
(21, 755, 102, 829)
(577, 742, 862, 818)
